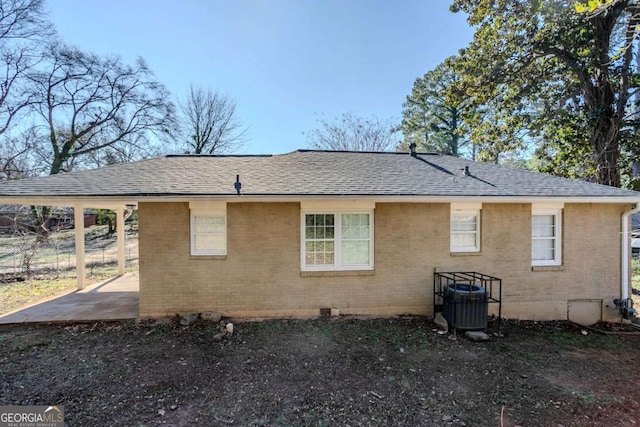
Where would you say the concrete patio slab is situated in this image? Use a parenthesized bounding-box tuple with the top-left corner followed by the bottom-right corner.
(0, 272, 139, 324)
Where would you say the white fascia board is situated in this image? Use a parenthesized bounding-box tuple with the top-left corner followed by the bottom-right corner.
(144, 195, 639, 204)
(0, 197, 137, 209)
(1, 195, 639, 205)
(181, 195, 640, 204)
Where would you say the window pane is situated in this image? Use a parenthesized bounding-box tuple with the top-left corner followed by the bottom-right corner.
(342, 240, 370, 265)
(305, 227, 315, 239)
(451, 214, 477, 232)
(194, 234, 224, 252)
(532, 239, 555, 260)
(532, 215, 555, 237)
(304, 230, 335, 266)
(306, 215, 334, 241)
(194, 215, 224, 233)
(305, 215, 314, 226)
(451, 232, 477, 248)
(342, 214, 370, 237)
(356, 226, 369, 239)
(326, 226, 334, 238)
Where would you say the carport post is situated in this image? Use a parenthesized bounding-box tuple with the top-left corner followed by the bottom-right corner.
(74, 204, 86, 289)
(116, 205, 125, 275)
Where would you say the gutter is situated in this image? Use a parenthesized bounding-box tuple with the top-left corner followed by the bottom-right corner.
(621, 203, 640, 301)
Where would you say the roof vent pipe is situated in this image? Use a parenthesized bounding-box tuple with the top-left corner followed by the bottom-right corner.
(463, 166, 470, 176)
(234, 174, 242, 196)
(409, 143, 417, 157)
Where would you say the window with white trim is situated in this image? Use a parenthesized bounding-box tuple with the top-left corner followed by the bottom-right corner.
(531, 207, 562, 266)
(301, 210, 374, 270)
(190, 202, 227, 256)
(450, 203, 481, 252)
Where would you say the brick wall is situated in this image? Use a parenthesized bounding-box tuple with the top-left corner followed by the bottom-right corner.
(138, 201, 628, 321)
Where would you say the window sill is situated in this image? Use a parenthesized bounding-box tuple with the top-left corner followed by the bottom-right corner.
(300, 269, 375, 278)
(531, 265, 564, 272)
(450, 251, 481, 256)
(189, 255, 227, 260)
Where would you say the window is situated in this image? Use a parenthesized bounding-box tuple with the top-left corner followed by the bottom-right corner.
(190, 202, 226, 256)
(450, 203, 481, 252)
(301, 206, 374, 271)
(531, 205, 562, 266)
(304, 214, 336, 266)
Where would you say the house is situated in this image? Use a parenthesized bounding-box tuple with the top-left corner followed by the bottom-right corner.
(0, 205, 97, 233)
(0, 149, 638, 324)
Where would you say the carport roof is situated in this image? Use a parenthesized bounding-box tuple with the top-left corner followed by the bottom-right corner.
(0, 150, 638, 202)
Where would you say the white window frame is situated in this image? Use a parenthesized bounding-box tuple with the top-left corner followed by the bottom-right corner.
(189, 201, 227, 256)
(450, 203, 481, 253)
(300, 202, 374, 271)
(531, 204, 563, 266)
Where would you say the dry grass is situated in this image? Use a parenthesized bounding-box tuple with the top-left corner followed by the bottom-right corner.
(0, 277, 77, 316)
(0, 271, 123, 316)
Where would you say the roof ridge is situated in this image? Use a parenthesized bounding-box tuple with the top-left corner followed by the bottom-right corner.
(296, 149, 441, 155)
(166, 154, 273, 158)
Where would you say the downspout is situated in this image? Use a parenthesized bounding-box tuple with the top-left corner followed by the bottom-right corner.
(621, 203, 640, 301)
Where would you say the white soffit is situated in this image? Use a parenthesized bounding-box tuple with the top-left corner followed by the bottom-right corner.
(300, 200, 376, 210)
(531, 202, 565, 210)
(450, 202, 482, 211)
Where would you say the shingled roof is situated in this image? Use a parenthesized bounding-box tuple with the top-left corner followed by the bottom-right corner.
(0, 150, 637, 202)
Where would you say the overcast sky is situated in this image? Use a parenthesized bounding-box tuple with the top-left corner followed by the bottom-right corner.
(47, 0, 474, 154)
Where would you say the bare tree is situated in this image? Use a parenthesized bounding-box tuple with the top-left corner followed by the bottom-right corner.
(80, 135, 165, 169)
(179, 85, 247, 154)
(0, 0, 53, 136)
(0, 0, 51, 40)
(27, 43, 176, 175)
(306, 112, 400, 151)
(0, 125, 45, 179)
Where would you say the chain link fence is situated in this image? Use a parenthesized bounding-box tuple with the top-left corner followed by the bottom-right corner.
(0, 225, 139, 280)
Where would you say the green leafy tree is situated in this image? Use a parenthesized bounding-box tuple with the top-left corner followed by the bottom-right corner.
(464, 94, 531, 164)
(401, 57, 476, 158)
(450, 0, 640, 187)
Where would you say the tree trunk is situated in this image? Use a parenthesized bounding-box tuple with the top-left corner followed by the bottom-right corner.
(631, 36, 640, 190)
(592, 119, 620, 187)
(30, 205, 51, 241)
(106, 215, 115, 235)
(50, 152, 64, 175)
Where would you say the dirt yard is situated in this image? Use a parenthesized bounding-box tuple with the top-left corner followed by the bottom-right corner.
(1, 317, 639, 427)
